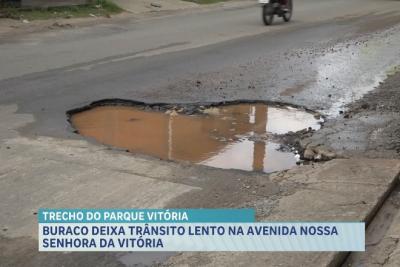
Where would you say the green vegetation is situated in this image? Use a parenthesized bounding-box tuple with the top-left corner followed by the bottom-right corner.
(0, 0, 123, 21)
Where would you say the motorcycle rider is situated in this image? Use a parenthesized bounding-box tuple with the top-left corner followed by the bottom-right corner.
(280, 0, 289, 11)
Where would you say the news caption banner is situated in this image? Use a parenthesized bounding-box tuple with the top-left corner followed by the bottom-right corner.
(38, 209, 365, 251)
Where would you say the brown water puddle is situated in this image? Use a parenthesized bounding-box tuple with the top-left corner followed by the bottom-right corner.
(71, 103, 322, 173)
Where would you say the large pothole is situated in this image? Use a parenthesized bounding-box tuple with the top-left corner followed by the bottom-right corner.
(69, 101, 323, 173)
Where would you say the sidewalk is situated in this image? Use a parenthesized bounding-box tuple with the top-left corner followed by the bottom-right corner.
(346, 184, 400, 266)
(165, 159, 400, 266)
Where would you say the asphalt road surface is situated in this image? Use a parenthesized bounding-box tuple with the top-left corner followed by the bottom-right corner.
(0, 0, 399, 138)
(1, 0, 400, 266)
(1, 0, 400, 80)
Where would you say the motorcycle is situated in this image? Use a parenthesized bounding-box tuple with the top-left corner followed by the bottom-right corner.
(259, 0, 293, 26)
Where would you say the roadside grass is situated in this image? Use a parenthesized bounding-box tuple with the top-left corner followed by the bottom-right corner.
(0, 0, 123, 21)
(185, 0, 230, 4)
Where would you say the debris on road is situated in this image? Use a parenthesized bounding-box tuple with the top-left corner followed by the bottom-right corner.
(303, 144, 337, 161)
(151, 3, 162, 8)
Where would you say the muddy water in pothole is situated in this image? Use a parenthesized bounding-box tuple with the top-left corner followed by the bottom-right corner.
(71, 103, 322, 173)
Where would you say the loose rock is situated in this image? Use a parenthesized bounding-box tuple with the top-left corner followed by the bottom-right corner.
(303, 148, 316, 160)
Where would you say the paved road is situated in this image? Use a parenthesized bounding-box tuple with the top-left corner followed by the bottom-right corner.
(0, 0, 399, 80)
(1, 0, 400, 266)
(1, 0, 400, 138)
